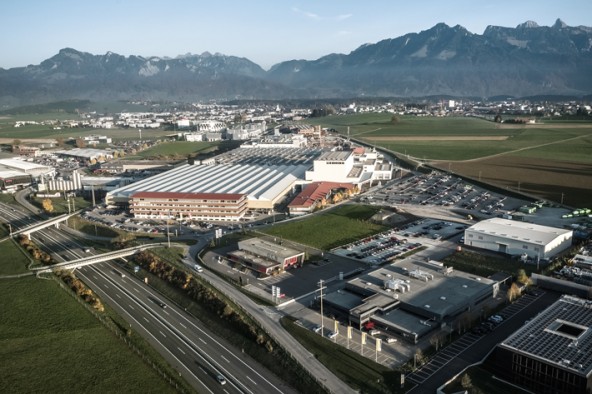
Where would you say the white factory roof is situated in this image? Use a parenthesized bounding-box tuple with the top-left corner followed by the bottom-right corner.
(467, 218, 572, 245)
(0, 158, 51, 171)
(107, 163, 308, 203)
(0, 169, 29, 178)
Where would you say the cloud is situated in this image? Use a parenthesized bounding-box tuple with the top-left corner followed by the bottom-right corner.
(292, 7, 352, 21)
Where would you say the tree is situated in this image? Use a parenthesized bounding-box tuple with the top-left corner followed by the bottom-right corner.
(42, 198, 54, 213)
(390, 115, 400, 124)
(430, 332, 444, 351)
(12, 139, 22, 146)
(516, 268, 529, 285)
(75, 138, 86, 148)
(507, 282, 521, 302)
(461, 373, 473, 390)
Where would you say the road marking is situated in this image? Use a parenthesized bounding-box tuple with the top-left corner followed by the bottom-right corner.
(179, 322, 187, 329)
(246, 376, 257, 385)
(128, 304, 135, 310)
(163, 310, 170, 315)
(93, 275, 98, 279)
(177, 347, 186, 355)
(143, 317, 149, 323)
(104, 284, 109, 289)
(116, 294, 121, 299)
(160, 331, 166, 338)
(133, 288, 139, 293)
(220, 355, 229, 363)
(199, 338, 207, 345)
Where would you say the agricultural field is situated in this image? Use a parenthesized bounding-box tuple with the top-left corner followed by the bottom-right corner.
(310, 114, 592, 207)
(262, 204, 386, 250)
(0, 241, 175, 393)
(126, 140, 221, 160)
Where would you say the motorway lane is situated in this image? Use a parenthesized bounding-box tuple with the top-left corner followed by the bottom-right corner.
(77, 262, 291, 394)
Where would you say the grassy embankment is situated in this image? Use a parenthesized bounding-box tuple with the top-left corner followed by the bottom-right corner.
(0, 240, 182, 393)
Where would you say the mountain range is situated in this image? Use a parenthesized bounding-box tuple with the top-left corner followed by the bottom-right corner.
(1, 18, 591, 108)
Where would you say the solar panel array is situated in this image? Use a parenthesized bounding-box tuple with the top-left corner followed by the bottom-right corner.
(502, 295, 592, 375)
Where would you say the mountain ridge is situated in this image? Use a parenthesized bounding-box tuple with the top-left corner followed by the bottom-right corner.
(1, 19, 591, 108)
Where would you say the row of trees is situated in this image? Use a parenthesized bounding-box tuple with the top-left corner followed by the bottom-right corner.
(57, 270, 105, 312)
(18, 234, 54, 264)
(133, 251, 274, 351)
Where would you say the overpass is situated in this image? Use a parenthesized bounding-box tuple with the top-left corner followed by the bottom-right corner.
(32, 243, 169, 274)
(14, 211, 81, 240)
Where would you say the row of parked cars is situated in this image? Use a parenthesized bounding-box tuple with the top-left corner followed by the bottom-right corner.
(472, 314, 504, 335)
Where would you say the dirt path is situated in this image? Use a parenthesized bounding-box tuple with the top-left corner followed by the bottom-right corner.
(440, 132, 592, 163)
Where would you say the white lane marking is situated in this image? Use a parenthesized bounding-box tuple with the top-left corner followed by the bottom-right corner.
(133, 288, 139, 293)
(143, 317, 149, 323)
(160, 331, 166, 338)
(179, 322, 187, 329)
(199, 338, 207, 344)
(93, 275, 98, 279)
(246, 376, 257, 385)
(220, 355, 229, 363)
(116, 294, 121, 299)
(128, 304, 135, 310)
(177, 347, 186, 355)
(163, 310, 170, 315)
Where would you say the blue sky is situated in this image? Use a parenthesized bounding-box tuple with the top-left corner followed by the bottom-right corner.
(2, 0, 591, 70)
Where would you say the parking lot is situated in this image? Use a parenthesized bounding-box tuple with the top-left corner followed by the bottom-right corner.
(365, 171, 525, 219)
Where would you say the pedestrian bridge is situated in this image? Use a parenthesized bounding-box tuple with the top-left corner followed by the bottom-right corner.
(32, 243, 168, 274)
(14, 211, 81, 239)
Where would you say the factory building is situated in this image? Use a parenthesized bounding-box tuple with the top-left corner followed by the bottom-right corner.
(486, 295, 592, 394)
(465, 218, 573, 259)
(130, 191, 248, 221)
(227, 238, 305, 275)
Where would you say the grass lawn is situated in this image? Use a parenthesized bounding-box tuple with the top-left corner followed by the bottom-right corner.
(282, 317, 406, 393)
(0, 266, 175, 393)
(262, 204, 387, 250)
(127, 141, 221, 160)
(0, 239, 32, 275)
(31, 195, 93, 216)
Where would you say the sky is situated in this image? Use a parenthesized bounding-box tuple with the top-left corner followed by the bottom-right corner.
(2, 0, 591, 70)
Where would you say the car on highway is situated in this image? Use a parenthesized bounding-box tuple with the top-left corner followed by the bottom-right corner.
(216, 374, 227, 385)
(327, 331, 338, 339)
(194, 264, 203, 273)
(312, 325, 322, 334)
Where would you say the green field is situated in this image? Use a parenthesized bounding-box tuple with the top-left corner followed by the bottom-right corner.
(262, 205, 387, 250)
(308, 114, 592, 162)
(0, 241, 176, 393)
(128, 140, 221, 159)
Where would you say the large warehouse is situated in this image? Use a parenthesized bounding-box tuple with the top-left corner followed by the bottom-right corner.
(106, 162, 307, 213)
(464, 218, 573, 259)
(485, 295, 592, 394)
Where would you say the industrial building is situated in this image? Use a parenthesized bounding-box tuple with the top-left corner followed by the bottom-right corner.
(0, 158, 55, 180)
(288, 181, 357, 216)
(323, 259, 497, 343)
(227, 238, 305, 275)
(130, 191, 248, 221)
(465, 218, 573, 259)
(106, 161, 309, 215)
(0, 170, 32, 192)
(485, 295, 592, 394)
(305, 148, 393, 186)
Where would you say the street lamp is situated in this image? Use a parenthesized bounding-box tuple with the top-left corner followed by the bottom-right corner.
(319, 279, 324, 337)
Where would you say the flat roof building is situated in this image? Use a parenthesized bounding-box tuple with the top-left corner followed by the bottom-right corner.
(227, 238, 305, 275)
(465, 218, 573, 259)
(486, 295, 592, 394)
(131, 191, 248, 221)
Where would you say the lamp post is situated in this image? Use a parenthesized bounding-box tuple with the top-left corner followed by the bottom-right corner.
(319, 279, 324, 337)
(167, 210, 171, 248)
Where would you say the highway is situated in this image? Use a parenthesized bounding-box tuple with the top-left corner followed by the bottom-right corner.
(1, 202, 293, 393)
(76, 262, 292, 394)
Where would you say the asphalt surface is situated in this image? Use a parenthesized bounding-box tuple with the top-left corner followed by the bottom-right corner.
(77, 262, 292, 394)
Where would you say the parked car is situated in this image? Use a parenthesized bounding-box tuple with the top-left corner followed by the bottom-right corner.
(327, 331, 338, 339)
